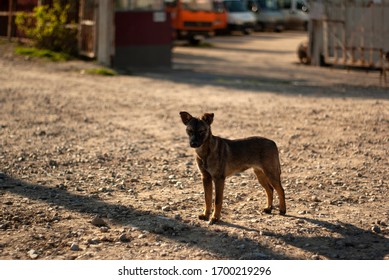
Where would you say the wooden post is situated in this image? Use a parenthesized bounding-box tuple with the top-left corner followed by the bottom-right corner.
(78, 0, 84, 56)
(7, 0, 13, 40)
(97, 0, 114, 66)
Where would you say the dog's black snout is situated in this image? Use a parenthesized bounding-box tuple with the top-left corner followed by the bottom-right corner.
(190, 140, 201, 148)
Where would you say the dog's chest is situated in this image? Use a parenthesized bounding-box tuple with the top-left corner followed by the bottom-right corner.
(195, 137, 228, 177)
(197, 153, 225, 177)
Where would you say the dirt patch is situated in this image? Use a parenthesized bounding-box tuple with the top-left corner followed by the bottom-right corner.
(0, 34, 388, 260)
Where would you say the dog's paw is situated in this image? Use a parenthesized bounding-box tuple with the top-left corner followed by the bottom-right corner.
(263, 207, 272, 214)
(279, 209, 286, 215)
(198, 214, 210, 221)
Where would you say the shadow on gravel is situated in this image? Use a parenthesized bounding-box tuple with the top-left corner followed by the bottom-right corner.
(0, 175, 389, 260)
(221, 214, 389, 260)
(2, 174, 388, 259)
(274, 215, 389, 260)
(137, 68, 389, 100)
(1, 174, 288, 260)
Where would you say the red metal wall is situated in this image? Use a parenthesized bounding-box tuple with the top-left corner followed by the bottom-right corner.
(115, 11, 171, 46)
(114, 11, 172, 69)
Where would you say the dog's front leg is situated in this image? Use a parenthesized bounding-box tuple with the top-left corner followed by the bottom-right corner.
(210, 177, 225, 225)
(199, 172, 213, 221)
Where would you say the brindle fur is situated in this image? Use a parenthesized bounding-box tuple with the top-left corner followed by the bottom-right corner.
(180, 111, 286, 224)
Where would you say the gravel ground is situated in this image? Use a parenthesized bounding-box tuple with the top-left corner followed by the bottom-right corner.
(0, 33, 388, 260)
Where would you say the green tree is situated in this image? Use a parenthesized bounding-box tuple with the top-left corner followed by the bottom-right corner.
(15, 0, 77, 55)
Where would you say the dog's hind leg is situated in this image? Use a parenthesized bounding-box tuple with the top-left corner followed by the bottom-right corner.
(254, 169, 274, 214)
(266, 172, 286, 215)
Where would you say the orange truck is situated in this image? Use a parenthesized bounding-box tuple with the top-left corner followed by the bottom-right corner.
(213, 0, 228, 33)
(165, 0, 226, 44)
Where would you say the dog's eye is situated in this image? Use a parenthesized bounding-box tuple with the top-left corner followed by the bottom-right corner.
(199, 130, 206, 135)
(186, 128, 193, 134)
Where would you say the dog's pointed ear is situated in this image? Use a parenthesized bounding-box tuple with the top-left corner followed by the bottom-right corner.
(201, 113, 214, 125)
(180, 111, 193, 125)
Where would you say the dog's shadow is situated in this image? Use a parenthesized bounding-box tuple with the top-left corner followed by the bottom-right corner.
(0, 174, 285, 260)
(219, 220, 259, 232)
(221, 214, 389, 259)
(1, 174, 388, 259)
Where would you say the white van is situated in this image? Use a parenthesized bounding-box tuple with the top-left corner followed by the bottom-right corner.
(277, 0, 309, 30)
(223, 0, 257, 34)
(246, 0, 285, 32)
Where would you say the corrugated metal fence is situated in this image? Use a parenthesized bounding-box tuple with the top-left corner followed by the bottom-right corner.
(309, 0, 389, 71)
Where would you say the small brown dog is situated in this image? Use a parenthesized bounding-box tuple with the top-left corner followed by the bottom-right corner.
(180, 112, 286, 224)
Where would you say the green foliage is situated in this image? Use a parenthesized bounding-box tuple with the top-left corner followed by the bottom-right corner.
(15, 0, 77, 55)
(15, 46, 70, 62)
(84, 68, 118, 76)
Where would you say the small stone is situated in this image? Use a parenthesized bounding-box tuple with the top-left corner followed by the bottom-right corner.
(311, 254, 321, 260)
(162, 206, 170, 211)
(0, 223, 10, 230)
(311, 196, 321, 202)
(28, 249, 39, 259)
(87, 239, 100, 245)
(371, 225, 381, 233)
(70, 243, 80, 251)
(290, 134, 300, 140)
(239, 252, 269, 260)
(100, 227, 109, 233)
(57, 183, 66, 190)
(154, 225, 165, 234)
(379, 221, 387, 227)
(119, 233, 130, 243)
(174, 214, 182, 220)
(91, 216, 108, 227)
(129, 226, 140, 232)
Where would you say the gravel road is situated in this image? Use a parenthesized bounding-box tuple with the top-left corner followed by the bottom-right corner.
(0, 33, 388, 260)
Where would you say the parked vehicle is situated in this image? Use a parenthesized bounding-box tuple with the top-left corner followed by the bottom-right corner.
(277, 0, 309, 30)
(165, 0, 216, 44)
(213, 0, 228, 33)
(223, 0, 256, 34)
(245, 0, 285, 32)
